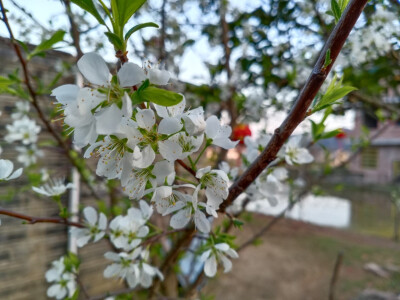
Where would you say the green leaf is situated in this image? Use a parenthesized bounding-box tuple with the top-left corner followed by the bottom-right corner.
(125, 22, 159, 41)
(312, 75, 357, 113)
(131, 86, 183, 107)
(0, 76, 14, 90)
(70, 0, 105, 25)
(27, 30, 66, 60)
(232, 219, 244, 229)
(112, 0, 147, 30)
(331, 0, 342, 23)
(319, 129, 342, 140)
(105, 31, 124, 50)
(323, 49, 332, 69)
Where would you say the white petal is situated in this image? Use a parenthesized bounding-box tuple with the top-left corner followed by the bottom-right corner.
(83, 207, 97, 225)
(77, 52, 110, 86)
(170, 208, 191, 229)
(219, 254, 233, 273)
(158, 117, 182, 134)
(194, 210, 210, 233)
(148, 69, 170, 85)
(136, 109, 155, 130)
(213, 137, 239, 150)
(98, 213, 108, 230)
(215, 243, 230, 251)
(293, 148, 314, 164)
(205, 115, 220, 139)
(158, 140, 182, 162)
(95, 104, 123, 135)
(51, 84, 79, 105)
(0, 159, 13, 179)
(8, 167, 22, 180)
(117, 62, 146, 87)
(132, 145, 155, 168)
(204, 255, 217, 277)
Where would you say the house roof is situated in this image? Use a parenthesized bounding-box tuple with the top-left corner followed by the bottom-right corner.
(371, 139, 400, 146)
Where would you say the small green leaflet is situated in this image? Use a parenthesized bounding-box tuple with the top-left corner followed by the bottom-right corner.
(312, 75, 356, 113)
(27, 30, 66, 60)
(105, 32, 124, 50)
(131, 82, 183, 107)
(111, 0, 147, 30)
(70, 0, 105, 25)
(327, 0, 350, 23)
(125, 22, 159, 41)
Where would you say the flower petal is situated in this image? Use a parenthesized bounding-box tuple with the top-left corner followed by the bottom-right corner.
(118, 62, 146, 87)
(136, 109, 155, 130)
(77, 52, 110, 86)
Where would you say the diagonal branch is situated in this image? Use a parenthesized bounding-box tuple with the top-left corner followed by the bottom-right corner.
(219, 0, 369, 213)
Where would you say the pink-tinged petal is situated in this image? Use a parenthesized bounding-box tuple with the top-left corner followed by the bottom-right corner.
(77, 53, 110, 86)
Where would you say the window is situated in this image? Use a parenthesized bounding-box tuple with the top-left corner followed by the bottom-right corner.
(361, 147, 378, 169)
(363, 112, 378, 129)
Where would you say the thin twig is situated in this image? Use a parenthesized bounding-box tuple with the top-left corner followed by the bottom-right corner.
(0, 208, 85, 227)
(0, 0, 101, 200)
(328, 251, 344, 300)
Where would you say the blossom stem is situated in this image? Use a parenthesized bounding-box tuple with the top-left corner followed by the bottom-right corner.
(194, 144, 209, 166)
(176, 176, 197, 185)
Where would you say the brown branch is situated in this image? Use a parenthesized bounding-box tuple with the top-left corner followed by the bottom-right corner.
(0, 208, 85, 227)
(219, 0, 369, 213)
(0, 1, 100, 200)
(62, 0, 83, 60)
(328, 251, 344, 300)
(176, 159, 197, 178)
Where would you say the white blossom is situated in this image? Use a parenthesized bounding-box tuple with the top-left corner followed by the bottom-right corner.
(0, 159, 22, 182)
(196, 167, 229, 212)
(200, 243, 239, 277)
(45, 256, 76, 300)
(32, 178, 74, 197)
(109, 200, 152, 251)
(5, 116, 41, 145)
(205, 116, 238, 149)
(11, 101, 30, 120)
(104, 247, 163, 288)
(70, 207, 107, 247)
(280, 135, 314, 165)
(16, 144, 44, 167)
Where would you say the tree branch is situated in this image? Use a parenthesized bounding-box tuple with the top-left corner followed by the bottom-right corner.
(219, 0, 369, 213)
(0, 0, 100, 200)
(0, 208, 85, 227)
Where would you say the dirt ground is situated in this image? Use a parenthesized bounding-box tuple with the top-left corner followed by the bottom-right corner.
(203, 214, 400, 300)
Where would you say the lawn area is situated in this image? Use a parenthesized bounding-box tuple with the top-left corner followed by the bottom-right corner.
(204, 214, 400, 300)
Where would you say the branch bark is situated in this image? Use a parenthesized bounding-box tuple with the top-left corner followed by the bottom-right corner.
(0, 208, 84, 227)
(219, 0, 369, 213)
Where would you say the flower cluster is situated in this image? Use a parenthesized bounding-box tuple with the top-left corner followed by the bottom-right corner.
(5, 102, 43, 167)
(45, 256, 76, 300)
(52, 52, 238, 232)
(104, 247, 163, 288)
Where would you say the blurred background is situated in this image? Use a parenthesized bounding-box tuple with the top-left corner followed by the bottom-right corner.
(0, 0, 400, 299)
